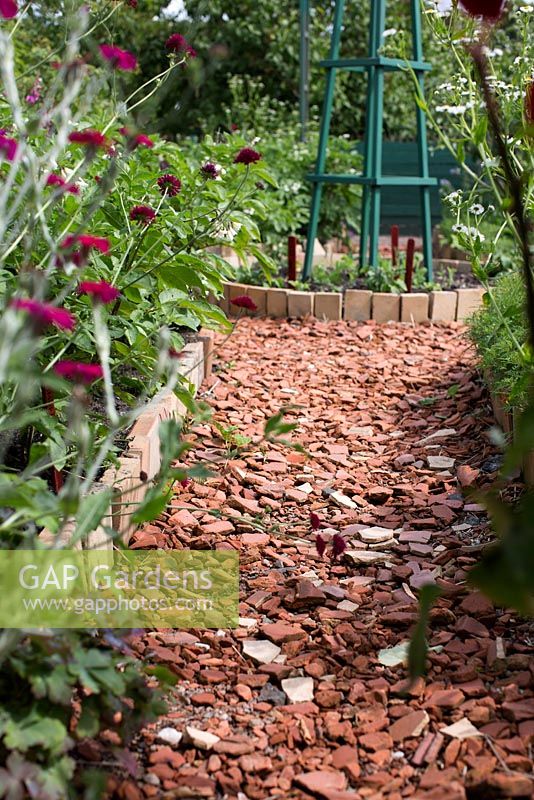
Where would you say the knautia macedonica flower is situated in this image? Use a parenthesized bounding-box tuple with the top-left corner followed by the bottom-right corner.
(201, 162, 219, 179)
(59, 234, 110, 267)
(230, 295, 258, 311)
(130, 205, 156, 224)
(54, 361, 103, 384)
(0, 132, 17, 161)
(78, 281, 120, 304)
(0, 0, 17, 19)
(68, 129, 107, 149)
(119, 127, 154, 149)
(234, 147, 262, 165)
(157, 173, 181, 196)
(459, 0, 505, 21)
(25, 77, 42, 105)
(99, 44, 137, 71)
(10, 299, 76, 331)
(46, 174, 80, 195)
(165, 33, 197, 57)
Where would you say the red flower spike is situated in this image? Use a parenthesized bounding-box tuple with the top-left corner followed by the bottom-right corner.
(10, 299, 76, 331)
(0, 132, 18, 161)
(310, 512, 321, 531)
(0, 0, 17, 19)
(526, 83, 534, 125)
(79, 281, 120, 304)
(180, 478, 191, 489)
(54, 361, 103, 384)
(99, 44, 137, 71)
(130, 205, 156, 225)
(332, 534, 347, 558)
(458, 0, 505, 21)
(315, 534, 327, 558)
(234, 147, 262, 165)
(157, 173, 181, 196)
(230, 295, 258, 311)
(69, 129, 107, 149)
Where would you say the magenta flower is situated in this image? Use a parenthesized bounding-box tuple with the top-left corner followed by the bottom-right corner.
(179, 477, 191, 488)
(332, 534, 347, 559)
(230, 295, 258, 311)
(79, 281, 120, 304)
(157, 173, 181, 196)
(25, 77, 42, 105)
(61, 234, 109, 254)
(10, 299, 76, 331)
(54, 361, 103, 384)
(234, 147, 262, 166)
(127, 0, 137, 6)
(130, 204, 156, 224)
(72, 235, 110, 253)
(0, 132, 18, 161)
(59, 234, 110, 267)
(201, 162, 219, 179)
(99, 44, 137, 71)
(0, 0, 17, 19)
(459, 0, 505, 20)
(165, 33, 197, 57)
(310, 512, 321, 531)
(68, 129, 107, 149)
(46, 173, 80, 195)
(315, 534, 327, 558)
(119, 127, 154, 149)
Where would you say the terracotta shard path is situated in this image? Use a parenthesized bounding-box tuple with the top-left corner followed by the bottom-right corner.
(124, 318, 534, 800)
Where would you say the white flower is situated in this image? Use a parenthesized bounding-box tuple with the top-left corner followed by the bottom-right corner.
(445, 190, 462, 206)
(469, 203, 484, 216)
(382, 28, 397, 37)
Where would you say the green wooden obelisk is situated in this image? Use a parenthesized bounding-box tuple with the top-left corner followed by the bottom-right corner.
(301, 0, 436, 280)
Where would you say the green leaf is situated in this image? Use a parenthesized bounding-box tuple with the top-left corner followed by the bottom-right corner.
(73, 488, 114, 545)
(472, 115, 488, 146)
(3, 710, 67, 755)
(76, 705, 100, 739)
(408, 584, 442, 680)
(131, 485, 172, 525)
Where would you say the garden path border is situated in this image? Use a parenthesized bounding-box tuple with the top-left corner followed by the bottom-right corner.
(219, 281, 485, 323)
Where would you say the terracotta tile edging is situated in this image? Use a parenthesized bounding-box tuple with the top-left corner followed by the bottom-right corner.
(219, 282, 484, 323)
(39, 338, 211, 550)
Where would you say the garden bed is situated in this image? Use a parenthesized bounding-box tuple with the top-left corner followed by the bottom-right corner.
(40, 333, 214, 550)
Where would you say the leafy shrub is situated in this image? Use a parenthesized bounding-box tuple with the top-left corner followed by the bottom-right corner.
(469, 271, 529, 410)
(0, 631, 172, 800)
